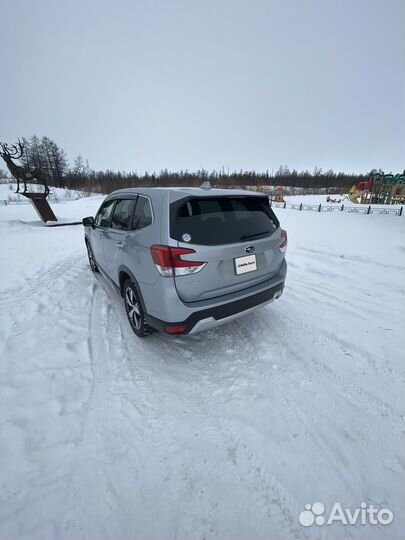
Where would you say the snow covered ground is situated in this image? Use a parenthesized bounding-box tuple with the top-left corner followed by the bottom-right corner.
(0, 191, 404, 540)
(284, 192, 402, 208)
(285, 193, 353, 205)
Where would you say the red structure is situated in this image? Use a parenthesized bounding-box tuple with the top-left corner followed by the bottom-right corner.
(22, 192, 57, 223)
(358, 180, 372, 192)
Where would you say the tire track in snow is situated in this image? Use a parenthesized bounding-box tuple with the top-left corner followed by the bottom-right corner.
(180, 315, 358, 502)
(0, 253, 89, 362)
(90, 275, 302, 539)
(145, 332, 305, 539)
(244, 311, 398, 474)
(0, 251, 85, 308)
(296, 246, 405, 271)
(275, 309, 403, 417)
(59, 273, 149, 539)
(150, 301, 402, 529)
(0, 251, 106, 540)
(77, 281, 101, 445)
(159, 313, 372, 535)
(225, 318, 358, 496)
(279, 291, 402, 377)
(79, 276, 191, 536)
(96, 279, 224, 502)
(254, 307, 405, 478)
(221, 317, 364, 497)
(81, 272, 404, 537)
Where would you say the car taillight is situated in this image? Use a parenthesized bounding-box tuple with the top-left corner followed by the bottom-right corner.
(150, 245, 207, 277)
(278, 229, 288, 253)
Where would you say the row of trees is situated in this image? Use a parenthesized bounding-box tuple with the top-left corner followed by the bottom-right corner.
(2, 135, 383, 194)
(68, 168, 365, 195)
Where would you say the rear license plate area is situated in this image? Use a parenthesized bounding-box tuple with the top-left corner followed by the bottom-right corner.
(234, 254, 257, 275)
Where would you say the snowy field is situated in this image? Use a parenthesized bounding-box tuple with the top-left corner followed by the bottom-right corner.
(283, 193, 402, 209)
(0, 189, 404, 540)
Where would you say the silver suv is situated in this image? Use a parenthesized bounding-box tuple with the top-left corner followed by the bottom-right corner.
(82, 186, 287, 337)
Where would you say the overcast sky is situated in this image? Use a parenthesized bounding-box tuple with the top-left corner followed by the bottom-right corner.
(1, 0, 404, 174)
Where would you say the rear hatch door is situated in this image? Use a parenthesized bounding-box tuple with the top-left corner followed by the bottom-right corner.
(170, 194, 284, 303)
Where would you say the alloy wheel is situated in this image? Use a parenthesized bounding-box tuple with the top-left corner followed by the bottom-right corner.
(125, 286, 141, 330)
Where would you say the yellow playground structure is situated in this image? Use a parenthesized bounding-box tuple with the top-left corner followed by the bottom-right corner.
(271, 186, 285, 203)
(349, 173, 405, 205)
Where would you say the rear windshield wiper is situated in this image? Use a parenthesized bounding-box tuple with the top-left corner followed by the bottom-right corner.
(240, 230, 271, 241)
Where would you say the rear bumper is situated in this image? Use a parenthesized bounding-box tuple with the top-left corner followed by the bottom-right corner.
(145, 281, 284, 335)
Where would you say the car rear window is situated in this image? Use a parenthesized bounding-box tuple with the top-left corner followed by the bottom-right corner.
(132, 196, 153, 230)
(170, 196, 279, 245)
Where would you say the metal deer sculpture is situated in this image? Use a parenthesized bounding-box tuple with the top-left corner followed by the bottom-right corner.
(0, 140, 50, 194)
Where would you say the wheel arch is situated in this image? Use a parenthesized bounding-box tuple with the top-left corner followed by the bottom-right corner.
(118, 265, 147, 312)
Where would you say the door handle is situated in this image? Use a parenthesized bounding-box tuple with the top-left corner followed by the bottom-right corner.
(116, 242, 124, 249)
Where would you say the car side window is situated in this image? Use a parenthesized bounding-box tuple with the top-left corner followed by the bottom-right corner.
(95, 200, 116, 228)
(132, 196, 153, 230)
(111, 199, 136, 231)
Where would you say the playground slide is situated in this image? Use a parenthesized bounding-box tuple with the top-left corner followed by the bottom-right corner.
(349, 190, 365, 204)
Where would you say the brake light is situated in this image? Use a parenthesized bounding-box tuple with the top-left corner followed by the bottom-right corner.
(150, 245, 207, 277)
(278, 229, 288, 253)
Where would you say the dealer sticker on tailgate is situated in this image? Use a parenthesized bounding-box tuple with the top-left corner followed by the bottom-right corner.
(234, 254, 257, 275)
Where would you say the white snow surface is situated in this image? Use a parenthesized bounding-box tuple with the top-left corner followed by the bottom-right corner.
(0, 193, 404, 540)
(284, 193, 403, 208)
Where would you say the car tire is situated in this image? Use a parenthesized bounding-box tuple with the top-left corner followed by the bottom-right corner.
(86, 241, 99, 273)
(123, 279, 152, 337)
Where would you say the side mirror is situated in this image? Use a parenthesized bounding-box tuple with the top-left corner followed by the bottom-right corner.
(82, 216, 95, 227)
